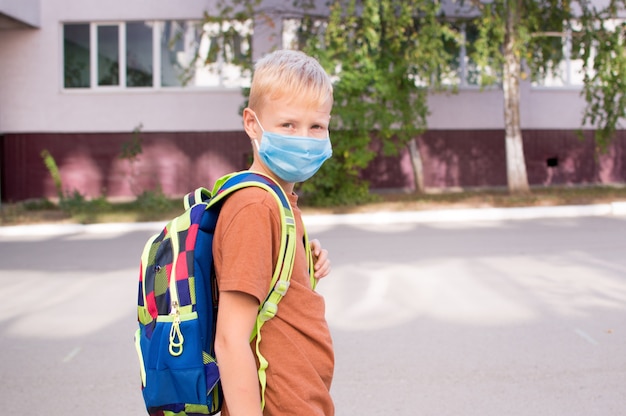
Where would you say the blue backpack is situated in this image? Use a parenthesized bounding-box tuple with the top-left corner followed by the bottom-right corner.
(134, 171, 309, 415)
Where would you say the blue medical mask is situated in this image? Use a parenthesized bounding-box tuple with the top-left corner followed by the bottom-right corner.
(253, 114, 332, 183)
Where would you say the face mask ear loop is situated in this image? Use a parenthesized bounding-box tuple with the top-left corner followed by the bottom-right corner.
(250, 110, 264, 151)
(252, 111, 266, 133)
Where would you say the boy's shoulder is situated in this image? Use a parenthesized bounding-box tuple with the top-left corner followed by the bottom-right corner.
(218, 185, 289, 232)
(221, 185, 281, 212)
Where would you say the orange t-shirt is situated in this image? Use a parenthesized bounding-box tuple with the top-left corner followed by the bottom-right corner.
(213, 186, 335, 415)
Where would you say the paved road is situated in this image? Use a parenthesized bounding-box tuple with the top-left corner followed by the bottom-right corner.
(1, 213, 625, 415)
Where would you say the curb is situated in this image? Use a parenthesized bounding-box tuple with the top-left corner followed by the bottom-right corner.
(304, 201, 626, 226)
(2, 201, 626, 238)
(0, 221, 165, 238)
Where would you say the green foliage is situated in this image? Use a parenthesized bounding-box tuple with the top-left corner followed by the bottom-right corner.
(62, 189, 85, 205)
(39, 138, 178, 222)
(120, 123, 144, 161)
(298, 130, 378, 206)
(134, 188, 174, 213)
(23, 199, 56, 211)
(57, 189, 87, 215)
(296, 0, 456, 204)
(204, 0, 259, 70)
(523, 0, 570, 83)
(207, 0, 626, 201)
(40, 149, 63, 198)
(467, 0, 572, 87)
(208, 0, 459, 205)
(57, 192, 114, 220)
(40, 149, 106, 218)
(469, 2, 506, 86)
(467, 0, 626, 149)
(120, 123, 145, 195)
(311, 0, 448, 142)
(576, 2, 626, 150)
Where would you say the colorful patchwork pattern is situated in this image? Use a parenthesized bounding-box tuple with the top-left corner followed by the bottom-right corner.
(135, 171, 298, 416)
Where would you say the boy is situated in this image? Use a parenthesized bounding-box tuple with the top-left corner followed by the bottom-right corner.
(213, 49, 335, 415)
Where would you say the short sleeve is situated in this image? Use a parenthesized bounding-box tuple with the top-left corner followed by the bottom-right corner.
(212, 187, 282, 304)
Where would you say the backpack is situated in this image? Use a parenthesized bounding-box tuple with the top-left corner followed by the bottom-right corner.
(134, 171, 307, 415)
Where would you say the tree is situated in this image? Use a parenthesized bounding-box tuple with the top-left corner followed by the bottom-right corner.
(465, 0, 626, 193)
(464, 0, 569, 193)
(577, 0, 626, 150)
(207, 0, 626, 201)
(297, 0, 458, 203)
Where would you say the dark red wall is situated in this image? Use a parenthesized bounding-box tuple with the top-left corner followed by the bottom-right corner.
(2, 129, 625, 202)
(364, 129, 626, 190)
(2, 131, 252, 202)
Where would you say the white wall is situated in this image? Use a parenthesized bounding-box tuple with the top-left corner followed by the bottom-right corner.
(0, 0, 40, 27)
(427, 82, 588, 130)
(0, 0, 591, 134)
(0, 0, 248, 134)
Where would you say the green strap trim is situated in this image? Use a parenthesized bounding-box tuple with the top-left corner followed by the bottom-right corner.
(183, 187, 211, 211)
(156, 311, 198, 323)
(167, 216, 184, 357)
(168, 216, 181, 306)
(303, 225, 317, 290)
(211, 171, 297, 411)
(139, 233, 160, 326)
(134, 329, 147, 387)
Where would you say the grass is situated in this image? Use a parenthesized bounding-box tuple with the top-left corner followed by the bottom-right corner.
(0, 191, 182, 226)
(2, 185, 626, 227)
(314, 185, 626, 214)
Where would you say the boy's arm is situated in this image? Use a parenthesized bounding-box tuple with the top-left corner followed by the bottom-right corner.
(214, 290, 263, 416)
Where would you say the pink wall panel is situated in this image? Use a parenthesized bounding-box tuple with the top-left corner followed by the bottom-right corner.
(2, 129, 626, 201)
(2, 132, 251, 201)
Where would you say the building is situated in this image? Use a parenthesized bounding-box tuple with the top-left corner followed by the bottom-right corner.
(1, 0, 624, 202)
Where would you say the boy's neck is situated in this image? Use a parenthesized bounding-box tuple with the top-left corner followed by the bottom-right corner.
(249, 163, 294, 194)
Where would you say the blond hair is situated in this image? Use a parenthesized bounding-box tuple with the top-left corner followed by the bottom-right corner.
(248, 49, 333, 112)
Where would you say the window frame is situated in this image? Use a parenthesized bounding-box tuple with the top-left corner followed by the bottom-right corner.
(530, 24, 588, 91)
(91, 22, 125, 89)
(61, 20, 251, 92)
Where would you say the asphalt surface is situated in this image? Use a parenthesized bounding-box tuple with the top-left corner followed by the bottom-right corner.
(1, 203, 625, 415)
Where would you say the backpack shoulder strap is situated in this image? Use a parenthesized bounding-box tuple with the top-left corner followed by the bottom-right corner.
(183, 187, 211, 210)
(210, 170, 297, 411)
(209, 170, 297, 303)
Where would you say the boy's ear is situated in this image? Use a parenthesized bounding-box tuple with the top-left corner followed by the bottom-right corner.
(242, 108, 258, 140)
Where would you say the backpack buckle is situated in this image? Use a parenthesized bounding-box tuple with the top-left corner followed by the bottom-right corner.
(274, 280, 290, 296)
(168, 301, 184, 356)
(259, 302, 277, 322)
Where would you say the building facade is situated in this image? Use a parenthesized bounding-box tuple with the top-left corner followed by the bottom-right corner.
(1, 0, 624, 202)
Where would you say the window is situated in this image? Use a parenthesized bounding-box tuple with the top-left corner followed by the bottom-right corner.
(532, 26, 586, 88)
(436, 22, 497, 88)
(127, 22, 154, 87)
(159, 20, 252, 88)
(455, 22, 484, 87)
(160, 20, 202, 87)
(62, 20, 251, 90)
(97, 25, 120, 86)
(64, 24, 90, 88)
(282, 18, 326, 51)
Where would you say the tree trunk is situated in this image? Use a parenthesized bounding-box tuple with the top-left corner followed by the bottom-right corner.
(408, 138, 424, 193)
(502, 0, 530, 194)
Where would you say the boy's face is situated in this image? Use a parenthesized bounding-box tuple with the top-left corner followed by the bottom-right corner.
(243, 93, 333, 189)
(247, 94, 332, 140)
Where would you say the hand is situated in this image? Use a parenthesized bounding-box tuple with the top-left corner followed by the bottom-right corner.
(310, 239, 331, 279)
